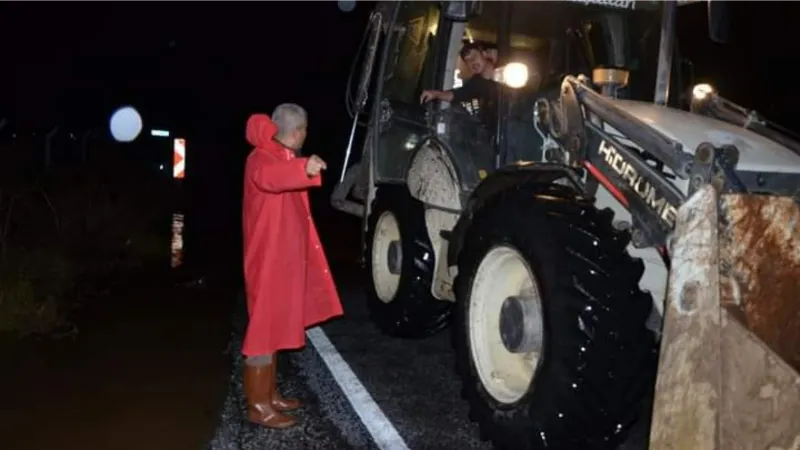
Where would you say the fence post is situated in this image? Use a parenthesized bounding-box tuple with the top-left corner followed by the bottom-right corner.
(45, 126, 59, 169)
(81, 130, 94, 164)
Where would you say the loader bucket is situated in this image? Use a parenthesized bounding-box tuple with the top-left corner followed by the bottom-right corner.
(649, 185, 800, 450)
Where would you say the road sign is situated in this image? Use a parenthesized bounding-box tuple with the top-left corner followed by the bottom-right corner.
(173, 138, 186, 179)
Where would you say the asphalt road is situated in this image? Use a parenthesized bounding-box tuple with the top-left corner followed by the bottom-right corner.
(207, 263, 654, 450)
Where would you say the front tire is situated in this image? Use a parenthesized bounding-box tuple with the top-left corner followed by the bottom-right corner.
(364, 185, 452, 338)
(453, 183, 658, 450)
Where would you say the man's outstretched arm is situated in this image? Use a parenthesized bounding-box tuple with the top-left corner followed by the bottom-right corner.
(250, 157, 324, 193)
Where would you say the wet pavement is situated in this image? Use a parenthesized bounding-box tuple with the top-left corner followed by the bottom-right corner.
(0, 211, 652, 450)
(208, 263, 654, 450)
(208, 264, 489, 450)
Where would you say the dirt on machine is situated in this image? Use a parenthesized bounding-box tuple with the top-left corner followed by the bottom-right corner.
(331, 1, 800, 449)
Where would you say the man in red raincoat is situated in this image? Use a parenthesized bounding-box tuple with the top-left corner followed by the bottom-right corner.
(241, 104, 343, 429)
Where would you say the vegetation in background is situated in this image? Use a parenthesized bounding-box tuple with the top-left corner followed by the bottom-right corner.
(0, 140, 170, 339)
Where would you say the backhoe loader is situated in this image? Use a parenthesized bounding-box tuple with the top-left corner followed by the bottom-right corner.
(331, 1, 800, 448)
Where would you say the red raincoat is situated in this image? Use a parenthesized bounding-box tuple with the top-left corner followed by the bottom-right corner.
(241, 114, 342, 357)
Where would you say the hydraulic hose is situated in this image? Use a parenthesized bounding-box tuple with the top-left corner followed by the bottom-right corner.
(345, 20, 372, 120)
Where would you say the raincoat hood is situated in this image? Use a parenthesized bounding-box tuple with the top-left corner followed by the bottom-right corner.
(246, 113, 278, 148)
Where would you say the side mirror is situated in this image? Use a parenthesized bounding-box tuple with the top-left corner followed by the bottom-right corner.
(707, 0, 730, 44)
(441, 1, 481, 22)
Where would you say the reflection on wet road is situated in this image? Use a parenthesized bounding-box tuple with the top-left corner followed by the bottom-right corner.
(171, 212, 185, 268)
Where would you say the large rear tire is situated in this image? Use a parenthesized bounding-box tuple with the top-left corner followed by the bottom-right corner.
(364, 185, 452, 338)
(453, 183, 658, 450)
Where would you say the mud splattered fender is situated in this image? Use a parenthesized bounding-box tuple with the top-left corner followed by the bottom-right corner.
(445, 164, 585, 268)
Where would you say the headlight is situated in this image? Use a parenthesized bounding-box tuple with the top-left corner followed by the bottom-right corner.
(494, 62, 529, 89)
(692, 83, 715, 100)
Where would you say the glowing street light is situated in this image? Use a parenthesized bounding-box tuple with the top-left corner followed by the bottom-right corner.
(338, 0, 356, 12)
(109, 106, 142, 143)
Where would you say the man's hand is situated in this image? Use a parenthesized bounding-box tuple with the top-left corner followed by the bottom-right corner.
(305, 155, 327, 177)
(420, 90, 439, 104)
(420, 90, 453, 104)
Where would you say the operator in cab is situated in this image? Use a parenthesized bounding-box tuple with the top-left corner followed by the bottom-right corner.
(419, 41, 499, 126)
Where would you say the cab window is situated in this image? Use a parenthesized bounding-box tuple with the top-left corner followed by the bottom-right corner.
(383, 2, 440, 105)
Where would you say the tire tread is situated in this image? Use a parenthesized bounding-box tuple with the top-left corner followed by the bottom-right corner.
(365, 186, 452, 338)
(453, 183, 658, 450)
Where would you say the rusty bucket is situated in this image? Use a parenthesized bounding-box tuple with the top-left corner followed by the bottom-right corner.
(649, 185, 800, 450)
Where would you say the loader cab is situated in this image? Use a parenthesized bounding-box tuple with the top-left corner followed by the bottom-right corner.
(368, 1, 665, 193)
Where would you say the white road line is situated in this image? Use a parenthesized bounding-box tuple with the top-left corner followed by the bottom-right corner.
(306, 326, 411, 450)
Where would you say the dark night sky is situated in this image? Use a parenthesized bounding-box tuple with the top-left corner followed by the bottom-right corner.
(1, 1, 800, 166)
(0, 2, 372, 149)
(2, 0, 799, 265)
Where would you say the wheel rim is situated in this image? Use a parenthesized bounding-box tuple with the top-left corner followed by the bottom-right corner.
(371, 211, 402, 303)
(468, 245, 544, 404)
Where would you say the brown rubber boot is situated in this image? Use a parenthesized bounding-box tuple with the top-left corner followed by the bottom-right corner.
(270, 355, 301, 411)
(243, 363, 296, 429)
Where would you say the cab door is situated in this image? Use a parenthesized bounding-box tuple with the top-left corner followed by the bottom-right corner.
(369, 1, 443, 187)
